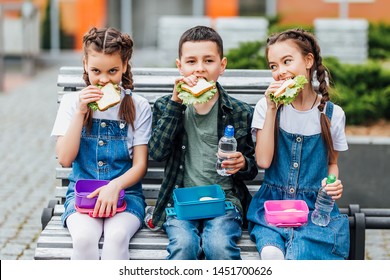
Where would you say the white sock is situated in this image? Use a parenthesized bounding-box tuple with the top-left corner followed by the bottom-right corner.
(260, 245, 285, 260)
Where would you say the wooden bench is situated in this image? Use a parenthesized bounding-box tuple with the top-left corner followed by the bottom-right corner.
(35, 66, 390, 260)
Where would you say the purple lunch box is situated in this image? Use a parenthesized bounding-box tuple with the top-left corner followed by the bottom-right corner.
(75, 179, 125, 209)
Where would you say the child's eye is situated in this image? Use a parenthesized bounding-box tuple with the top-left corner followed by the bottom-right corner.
(269, 65, 277, 70)
(92, 69, 100, 74)
(205, 59, 214, 63)
(186, 60, 195, 64)
(109, 69, 118, 74)
(284, 59, 292, 65)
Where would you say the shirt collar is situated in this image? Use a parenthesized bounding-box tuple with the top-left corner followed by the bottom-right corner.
(216, 81, 233, 113)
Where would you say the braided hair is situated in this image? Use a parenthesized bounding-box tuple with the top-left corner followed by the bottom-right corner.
(82, 27, 136, 130)
(266, 28, 335, 161)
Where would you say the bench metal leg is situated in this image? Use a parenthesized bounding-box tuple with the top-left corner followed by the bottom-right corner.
(352, 212, 366, 260)
(348, 204, 366, 260)
(41, 199, 58, 230)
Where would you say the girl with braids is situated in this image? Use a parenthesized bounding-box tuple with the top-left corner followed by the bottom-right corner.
(247, 28, 349, 259)
(51, 27, 152, 259)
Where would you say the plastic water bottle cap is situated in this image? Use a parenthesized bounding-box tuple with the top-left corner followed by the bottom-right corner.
(224, 125, 234, 137)
(326, 174, 337, 184)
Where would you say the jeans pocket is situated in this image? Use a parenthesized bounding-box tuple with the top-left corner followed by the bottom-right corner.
(329, 214, 350, 259)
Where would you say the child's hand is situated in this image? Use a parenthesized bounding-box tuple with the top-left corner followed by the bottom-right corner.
(219, 151, 246, 175)
(87, 182, 121, 217)
(264, 81, 284, 109)
(322, 177, 343, 200)
(77, 85, 103, 114)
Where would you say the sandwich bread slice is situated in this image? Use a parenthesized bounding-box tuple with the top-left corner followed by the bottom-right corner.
(180, 78, 215, 97)
(88, 83, 121, 111)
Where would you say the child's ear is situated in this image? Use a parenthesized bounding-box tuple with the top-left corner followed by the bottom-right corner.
(176, 59, 183, 75)
(220, 57, 227, 75)
(305, 53, 314, 69)
(83, 58, 87, 72)
(122, 65, 127, 75)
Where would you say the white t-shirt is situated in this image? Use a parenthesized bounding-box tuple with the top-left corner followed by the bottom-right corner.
(51, 89, 152, 157)
(251, 97, 348, 151)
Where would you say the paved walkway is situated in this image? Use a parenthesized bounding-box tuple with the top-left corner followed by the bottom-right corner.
(0, 52, 389, 260)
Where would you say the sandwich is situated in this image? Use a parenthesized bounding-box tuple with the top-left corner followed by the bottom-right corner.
(176, 78, 217, 105)
(269, 75, 308, 106)
(88, 83, 121, 111)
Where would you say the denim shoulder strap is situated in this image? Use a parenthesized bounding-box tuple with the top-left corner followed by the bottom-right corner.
(325, 101, 334, 121)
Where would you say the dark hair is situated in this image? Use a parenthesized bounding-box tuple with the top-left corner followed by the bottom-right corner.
(82, 27, 136, 130)
(178, 25, 224, 59)
(266, 28, 335, 161)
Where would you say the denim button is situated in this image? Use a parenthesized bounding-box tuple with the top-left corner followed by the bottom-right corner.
(167, 203, 172, 207)
(119, 123, 125, 129)
(174, 185, 179, 189)
(101, 122, 106, 128)
(179, 165, 183, 170)
(293, 162, 299, 168)
(98, 161, 104, 167)
(98, 140, 104, 146)
(296, 137, 302, 142)
(289, 188, 295, 193)
(182, 145, 185, 150)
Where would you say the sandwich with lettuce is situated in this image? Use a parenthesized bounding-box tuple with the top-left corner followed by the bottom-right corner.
(269, 75, 308, 106)
(176, 78, 217, 105)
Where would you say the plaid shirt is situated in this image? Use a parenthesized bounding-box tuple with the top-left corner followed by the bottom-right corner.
(148, 82, 258, 227)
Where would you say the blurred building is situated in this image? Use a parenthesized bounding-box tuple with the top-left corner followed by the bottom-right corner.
(1, 0, 389, 51)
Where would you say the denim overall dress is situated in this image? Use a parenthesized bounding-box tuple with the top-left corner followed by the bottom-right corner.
(61, 118, 146, 227)
(247, 102, 350, 259)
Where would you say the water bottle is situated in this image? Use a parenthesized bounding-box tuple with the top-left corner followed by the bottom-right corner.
(311, 174, 337, 227)
(216, 125, 237, 176)
(144, 206, 160, 231)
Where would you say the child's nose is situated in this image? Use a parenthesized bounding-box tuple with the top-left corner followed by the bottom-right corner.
(99, 74, 110, 84)
(195, 62, 206, 72)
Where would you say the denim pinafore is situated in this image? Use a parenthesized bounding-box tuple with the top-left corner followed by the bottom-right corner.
(247, 102, 350, 259)
(61, 118, 146, 227)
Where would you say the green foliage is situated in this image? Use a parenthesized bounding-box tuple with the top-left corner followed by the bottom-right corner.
(324, 58, 390, 125)
(268, 24, 314, 36)
(368, 22, 390, 59)
(225, 41, 267, 69)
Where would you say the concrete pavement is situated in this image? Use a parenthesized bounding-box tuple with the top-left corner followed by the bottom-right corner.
(0, 52, 389, 260)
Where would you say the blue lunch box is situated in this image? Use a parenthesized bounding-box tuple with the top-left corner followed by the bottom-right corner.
(165, 184, 234, 220)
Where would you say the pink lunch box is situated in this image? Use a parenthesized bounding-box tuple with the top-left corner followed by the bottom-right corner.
(264, 200, 309, 227)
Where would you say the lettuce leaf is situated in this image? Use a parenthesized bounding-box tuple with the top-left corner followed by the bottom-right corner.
(270, 75, 308, 106)
(177, 80, 217, 105)
(88, 102, 99, 111)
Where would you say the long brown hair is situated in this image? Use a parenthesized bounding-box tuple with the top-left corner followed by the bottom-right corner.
(266, 28, 335, 161)
(82, 27, 136, 130)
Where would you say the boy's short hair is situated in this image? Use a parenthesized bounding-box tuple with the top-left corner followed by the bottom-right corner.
(178, 25, 224, 59)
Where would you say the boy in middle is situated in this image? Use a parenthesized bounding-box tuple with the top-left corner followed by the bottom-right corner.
(148, 25, 258, 260)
